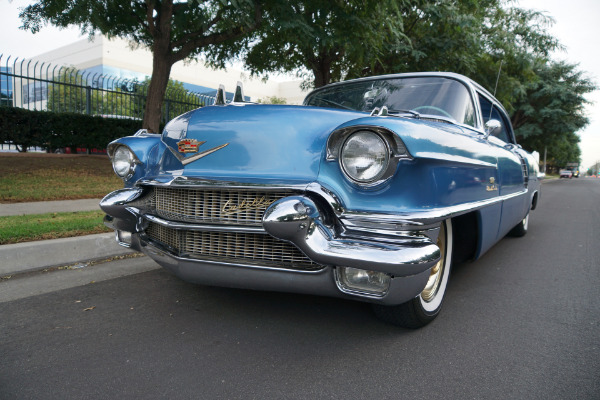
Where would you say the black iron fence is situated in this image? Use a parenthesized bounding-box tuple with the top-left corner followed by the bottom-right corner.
(0, 55, 216, 124)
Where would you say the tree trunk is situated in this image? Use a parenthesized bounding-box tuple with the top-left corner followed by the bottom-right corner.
(312, 62, 332, 88)
(143, 49, 173, 133)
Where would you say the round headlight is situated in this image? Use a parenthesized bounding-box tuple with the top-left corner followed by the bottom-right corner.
(112, 146, 135, 178)
(340, 130, 389, 183)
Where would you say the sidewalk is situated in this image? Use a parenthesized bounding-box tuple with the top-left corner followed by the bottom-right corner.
(0, 198, 137, 276)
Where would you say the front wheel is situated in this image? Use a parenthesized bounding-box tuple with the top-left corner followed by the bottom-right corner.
(372, 219, 453, 328)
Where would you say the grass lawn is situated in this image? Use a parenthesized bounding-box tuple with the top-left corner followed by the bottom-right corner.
(0, 153, 123, 203)
(0, 210, 111, 245)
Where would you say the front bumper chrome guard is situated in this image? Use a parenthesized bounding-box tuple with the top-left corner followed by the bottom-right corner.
(100, 188, 441, 277)
(262, 196, 440, 276)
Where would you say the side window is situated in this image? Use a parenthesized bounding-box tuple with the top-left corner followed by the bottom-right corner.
(478, 94, 510, 143)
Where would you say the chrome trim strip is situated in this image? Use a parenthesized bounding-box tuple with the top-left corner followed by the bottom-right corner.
(137, 177, 310, 191)
(144, 214, 267, 234)
(326, 125, 412, 161)
(414, 152, 497, 168)
(341, 189, 528, 227)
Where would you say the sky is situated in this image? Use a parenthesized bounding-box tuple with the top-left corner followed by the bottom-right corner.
(1, 0, 599, 169)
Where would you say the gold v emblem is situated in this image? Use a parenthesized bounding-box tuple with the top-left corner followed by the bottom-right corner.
(168, 142, 229, 165)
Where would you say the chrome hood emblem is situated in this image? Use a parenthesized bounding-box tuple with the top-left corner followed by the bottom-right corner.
(169, 140, 229, 165)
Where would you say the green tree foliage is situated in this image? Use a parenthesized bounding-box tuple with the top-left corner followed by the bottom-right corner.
(511, 61, 595, 166)
(212, 0, 405, 88)
(20, 0, 262, 133)
(46, 68, 89, 114)
(256, 96, 287, 104)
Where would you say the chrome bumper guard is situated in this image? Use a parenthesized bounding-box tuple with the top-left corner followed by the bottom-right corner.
(262, 196, 440, 276)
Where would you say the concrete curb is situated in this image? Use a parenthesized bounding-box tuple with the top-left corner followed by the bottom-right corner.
(0, 233, 134, 276)
(0, 199, 102, 217)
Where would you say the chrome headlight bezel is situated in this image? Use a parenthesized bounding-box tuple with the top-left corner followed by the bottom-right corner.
(108, 144, 140, 181)
(340, 130, 390, 184)
(327, 126, 412, 188)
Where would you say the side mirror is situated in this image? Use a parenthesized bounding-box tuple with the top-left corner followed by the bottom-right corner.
(484, 119, 502, 139)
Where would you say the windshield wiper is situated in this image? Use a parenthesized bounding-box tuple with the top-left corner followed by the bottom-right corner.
(314, 98, 354, 110)
(388, 109, 421, 119)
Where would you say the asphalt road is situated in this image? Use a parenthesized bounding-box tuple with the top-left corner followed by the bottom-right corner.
(1, 178, 599, 400)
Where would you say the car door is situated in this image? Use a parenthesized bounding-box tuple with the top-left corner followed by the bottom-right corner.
(477, 93, 530, 238)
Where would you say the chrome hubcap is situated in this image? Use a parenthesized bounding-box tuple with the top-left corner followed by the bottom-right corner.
(421, 223, 446, 302)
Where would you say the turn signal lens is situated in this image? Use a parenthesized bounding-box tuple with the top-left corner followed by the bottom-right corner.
(337, 267, 391, 296)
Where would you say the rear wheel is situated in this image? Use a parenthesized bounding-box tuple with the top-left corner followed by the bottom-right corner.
(372, 219, 453, 328)
(508, 212, 529, 237)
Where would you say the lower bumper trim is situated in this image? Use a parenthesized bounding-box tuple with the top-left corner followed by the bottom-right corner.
(132, 234, 431, 305)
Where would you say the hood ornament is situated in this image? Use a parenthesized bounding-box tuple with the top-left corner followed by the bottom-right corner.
(169, 140, 229, 165)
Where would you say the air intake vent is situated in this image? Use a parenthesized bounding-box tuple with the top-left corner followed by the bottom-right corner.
(517, 155, 529, 188)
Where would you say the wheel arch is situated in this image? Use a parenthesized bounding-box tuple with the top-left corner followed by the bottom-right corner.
(451, 211, 479, 264)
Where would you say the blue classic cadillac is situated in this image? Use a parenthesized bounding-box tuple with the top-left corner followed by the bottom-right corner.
(101, 72, 541, 328)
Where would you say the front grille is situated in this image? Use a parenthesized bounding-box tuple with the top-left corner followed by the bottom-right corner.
(153, 187, 292, 226)
(146, 222, 321, 271)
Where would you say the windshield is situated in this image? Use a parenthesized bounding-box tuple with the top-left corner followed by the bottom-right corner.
(304, 76, 476, 127)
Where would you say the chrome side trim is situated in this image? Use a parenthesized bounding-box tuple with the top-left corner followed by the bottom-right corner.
(414, 152, 497, 168)
(341, 189, 528, 227)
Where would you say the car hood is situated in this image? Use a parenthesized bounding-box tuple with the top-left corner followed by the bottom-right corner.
(160, 104, 365, 182)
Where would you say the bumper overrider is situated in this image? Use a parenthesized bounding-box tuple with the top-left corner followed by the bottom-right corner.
(100, 186, 442, 305)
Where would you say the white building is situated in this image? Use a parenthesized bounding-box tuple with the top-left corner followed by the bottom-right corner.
(28, 35, 308, 105)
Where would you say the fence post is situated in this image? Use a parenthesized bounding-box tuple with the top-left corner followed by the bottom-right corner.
(86, 86, 92, 115)
(165, 99, 170, 123)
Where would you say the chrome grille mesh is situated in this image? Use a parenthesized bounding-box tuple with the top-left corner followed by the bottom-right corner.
(153, 187, 291, 226)
(146, 222, 321, 271)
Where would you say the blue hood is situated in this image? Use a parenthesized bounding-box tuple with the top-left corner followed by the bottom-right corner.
(160, 104, 365, 182)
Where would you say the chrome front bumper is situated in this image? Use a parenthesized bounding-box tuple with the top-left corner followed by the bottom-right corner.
(100, 187, 442, 305)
